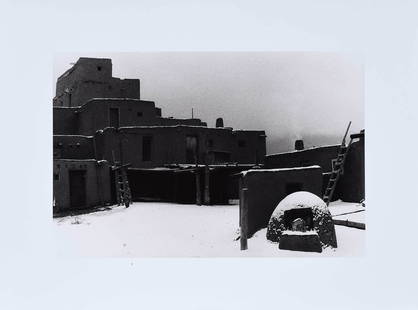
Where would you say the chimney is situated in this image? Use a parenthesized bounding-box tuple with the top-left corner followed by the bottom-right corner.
(216, 118, 224, 128)
(295, 140, 304, 151)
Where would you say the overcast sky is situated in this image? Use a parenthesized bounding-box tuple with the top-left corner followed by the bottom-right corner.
(54, 52, 363, 154)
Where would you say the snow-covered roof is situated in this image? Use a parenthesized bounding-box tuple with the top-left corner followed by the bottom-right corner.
(53, 106, 79, 109)
(116, 125, 232, 131)
(53, 158, 100, 163)
(266, 144, 340, 157)
(54, 134, 94, 138)
(240, 165, 321, 176)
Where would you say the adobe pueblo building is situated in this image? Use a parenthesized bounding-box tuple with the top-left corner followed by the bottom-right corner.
(53, 57, 266, 214)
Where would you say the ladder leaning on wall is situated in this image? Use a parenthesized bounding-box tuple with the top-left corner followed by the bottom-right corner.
(323, 121, 353, 205)
(112, 163, 132, 208)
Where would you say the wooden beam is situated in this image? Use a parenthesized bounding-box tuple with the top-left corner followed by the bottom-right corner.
(333, 219, 365, 230)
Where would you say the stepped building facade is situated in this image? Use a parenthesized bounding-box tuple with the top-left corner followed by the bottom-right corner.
(53, 57, 267, 214)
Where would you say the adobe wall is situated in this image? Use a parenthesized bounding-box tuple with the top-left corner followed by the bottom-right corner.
(265, 145, 339, 172)
(54, 99, 208, 135)
(338, 138, 365, 202)
(53, 159, 111, 214)
(53, 107, 78, 135)
(209, 166, 252, 204)
(95, 127, 232, 168)
(77, 99, 158, 135)
(94, 126, 266, 168)
(54, 58, 140, 107)
(233, 131, 266, 164)
(53, 135, 95, 159)
(68, 78, 140, 107)
(240, 167, 323, 237)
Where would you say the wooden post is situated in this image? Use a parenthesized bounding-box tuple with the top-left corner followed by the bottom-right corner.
(204, 165, 210, 205)
(194, 146, 201, 206)
(195, 167, 201, 205)
(240, 188, 248, 250)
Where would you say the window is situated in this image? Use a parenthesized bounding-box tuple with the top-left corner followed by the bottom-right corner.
(207, 139, 213, 147)
(142, 136, 153, 161)
(186, 135, 198, 163)
(137, 111, 143, 117)
(238, 140, 246, 147)
(97, 66, 102, 71)
(54, 173, 59, 181)
(109, 108, 119, 128)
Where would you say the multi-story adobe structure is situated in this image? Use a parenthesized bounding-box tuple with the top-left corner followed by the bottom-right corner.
(53, 57, 267, 214)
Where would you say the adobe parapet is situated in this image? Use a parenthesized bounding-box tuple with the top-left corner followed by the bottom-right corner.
(54, 57, 140, 107)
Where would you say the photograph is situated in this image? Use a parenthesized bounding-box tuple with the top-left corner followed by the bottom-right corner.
(53, 52, 364, 256)
(2, 1, 417, 309)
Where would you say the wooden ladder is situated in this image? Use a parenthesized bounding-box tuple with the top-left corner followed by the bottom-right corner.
(323, 122, 352, 205)
(113, 163, 132, 208)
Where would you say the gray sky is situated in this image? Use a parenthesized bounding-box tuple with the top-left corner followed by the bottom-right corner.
(54, 52, 363, 154)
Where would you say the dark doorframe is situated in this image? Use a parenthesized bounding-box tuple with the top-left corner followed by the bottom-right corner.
(69, 170, 87, 209)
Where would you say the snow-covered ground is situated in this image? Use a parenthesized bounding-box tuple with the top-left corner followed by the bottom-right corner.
(54, 200, 365, 257)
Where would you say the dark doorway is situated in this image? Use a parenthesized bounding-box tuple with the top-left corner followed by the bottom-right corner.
(109, 108, 119, 128)
(186, 135, 198, 163)
(69, 170, 87, 209)
(142, 136, 153, 161)
(285, 182, 303, 195)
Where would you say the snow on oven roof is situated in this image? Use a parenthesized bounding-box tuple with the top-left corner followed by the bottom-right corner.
(271, 191, 328, 219)
(239, 165, 321, 177)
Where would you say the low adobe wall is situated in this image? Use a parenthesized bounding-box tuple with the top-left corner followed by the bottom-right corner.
(239, 166, 323, 237)
(53, 159, 112, 214)
(265, 138, 365, 203)
(265, 145, 339, 172)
